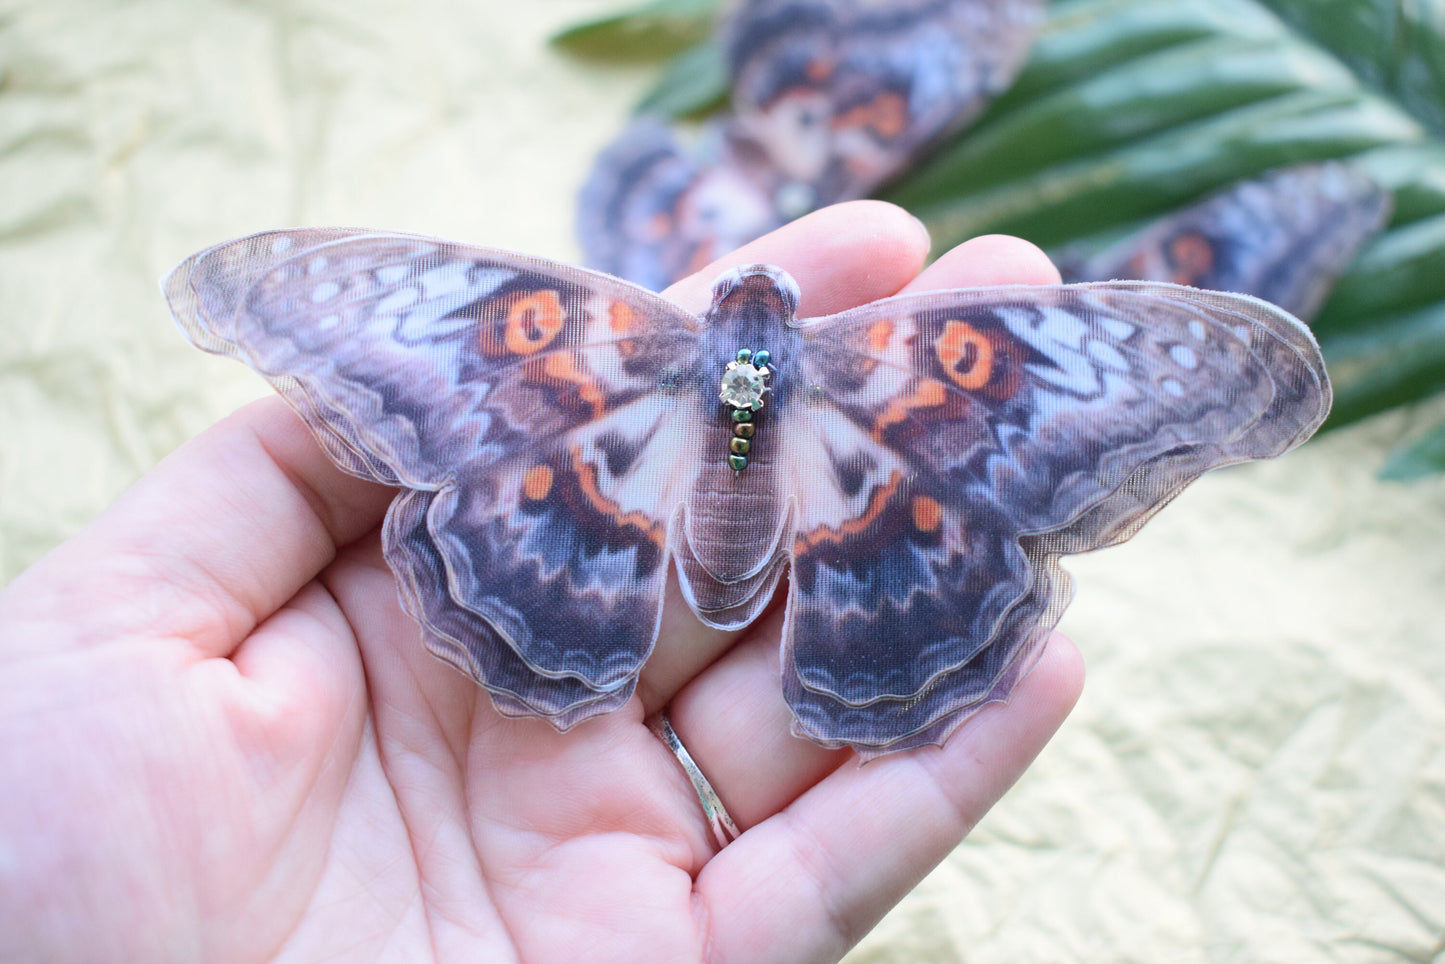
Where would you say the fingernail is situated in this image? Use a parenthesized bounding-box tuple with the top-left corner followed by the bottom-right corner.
(909, 212, 933, 252)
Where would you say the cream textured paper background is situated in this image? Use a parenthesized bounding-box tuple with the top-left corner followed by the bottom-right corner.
(2, 2, 1444, 960)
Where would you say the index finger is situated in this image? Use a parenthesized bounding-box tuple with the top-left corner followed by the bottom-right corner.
(2, 397, 393, 657)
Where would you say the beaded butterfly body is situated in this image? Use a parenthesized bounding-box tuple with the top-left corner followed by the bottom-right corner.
(166, 230, 1330, 756)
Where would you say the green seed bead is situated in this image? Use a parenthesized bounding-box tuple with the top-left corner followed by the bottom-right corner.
(733, 422, 755, 439)
(753, 349, 771, 368)
(730, 437, 751, 455)
(728, 454, 748, 471)
(735, 348, 752, 364)
(730, 408, 753, 423)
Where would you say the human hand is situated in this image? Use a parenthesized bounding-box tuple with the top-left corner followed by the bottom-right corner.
(0, 202, 1083, 963)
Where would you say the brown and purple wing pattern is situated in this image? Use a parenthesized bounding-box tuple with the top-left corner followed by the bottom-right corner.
(779, 283, 1329, 752)
(167, 231, 1332, 756)
(166, 230, 709, 725)
(577, 118, 786, 294)
(1059, 162, 1391, 320)
(723, 0, 1043, 204)
(385, 489, 632, 726)
(577, 0, 1042, 289)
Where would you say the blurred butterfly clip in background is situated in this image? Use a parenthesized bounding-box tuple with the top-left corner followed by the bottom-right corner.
(165, 0, 1444, 756)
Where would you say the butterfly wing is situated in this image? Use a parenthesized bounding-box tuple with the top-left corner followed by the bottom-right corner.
(165, 230, 706, 725)
(384, 489, 629, 724)
(577, 0, 1043, 289)
(723, 0, 1043, 203)
(781, 282, 1330, 754)
(1058, 162, 1391, 320)
(577, 117, 785, 292)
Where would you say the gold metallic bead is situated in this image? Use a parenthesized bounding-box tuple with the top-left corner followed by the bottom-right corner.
(733, 422, 755, 439)
(729, 437, 751, 456)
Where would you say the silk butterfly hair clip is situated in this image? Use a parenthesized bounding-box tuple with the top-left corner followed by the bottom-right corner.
(578, 0, 1044, 290)
(165, 228, 1331, 757)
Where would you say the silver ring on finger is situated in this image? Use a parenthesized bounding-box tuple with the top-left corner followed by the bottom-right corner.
(649, 711, 741, 849)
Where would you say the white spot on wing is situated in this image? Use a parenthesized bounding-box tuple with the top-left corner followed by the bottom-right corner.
(308, 256, 329, 275)
(1162, 377, 1185, 398)
(376, 264, 411, 285)
(1188, 319, 1208, 341)
(1100, 316, 1135, 340)
(311, 281, 340, 303)
(270, 236, 294, 255)
(1086, 340, 1129, 371)
(395, 266, 517, 340)
(420, 263, 469, 300)
(1169, 344, 1199, 370)
(1025, 351, 1103, 395)
(376, 287, 420, 315)
(1001, 305, 1089, 351)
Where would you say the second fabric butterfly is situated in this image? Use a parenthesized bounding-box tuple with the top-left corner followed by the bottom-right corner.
(579, 0, 1043, 289)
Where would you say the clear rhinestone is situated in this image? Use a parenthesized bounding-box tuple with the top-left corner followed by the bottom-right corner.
(719, 362, 769, 409)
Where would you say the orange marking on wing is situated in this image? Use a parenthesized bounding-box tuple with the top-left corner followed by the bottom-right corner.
(569, 445, 665, 545)
(646, 211, 673, 241)
(866, 319, 894, 353)
(871, 378, 947, 442)
(497, 290, 566, 356)
(796, 471, 904, 551)
(1168, 233, 1216, 286)
(543, 352, 607, 419)
(936, 321, 994, 391)
(911, 495, 943, 534)
(805, 58, 834, 83)
(522, 464, 554, 502)
(608, 300, 638, 334)
(834, 91, 908, 139)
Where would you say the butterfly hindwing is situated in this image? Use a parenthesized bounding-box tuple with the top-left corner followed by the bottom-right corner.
(167, 230, 707, 713)
(779, 283, 1330, 752)
(385, 489, 631, 727)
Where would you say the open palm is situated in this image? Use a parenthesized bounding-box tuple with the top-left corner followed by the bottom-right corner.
(0, 203, 1082, 963)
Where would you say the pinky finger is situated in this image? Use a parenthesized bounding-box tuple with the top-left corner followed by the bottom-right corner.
(694, 635, 1084, 963)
